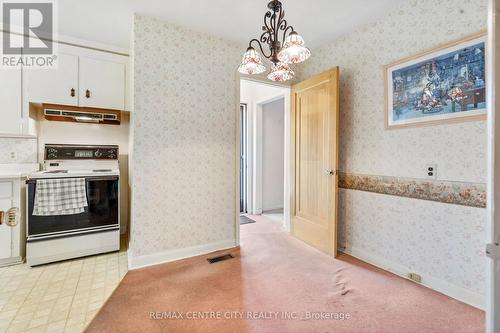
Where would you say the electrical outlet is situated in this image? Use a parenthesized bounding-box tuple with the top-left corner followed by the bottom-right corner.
(408, 272, 422, 283)
(425, 164, 437, 179)
(9, 151, 17, 161)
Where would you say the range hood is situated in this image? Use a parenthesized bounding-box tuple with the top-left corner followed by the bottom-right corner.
(42, 104, 121, 125)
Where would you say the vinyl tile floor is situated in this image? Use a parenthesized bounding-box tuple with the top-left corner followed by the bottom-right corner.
(0, 247, 128, 333)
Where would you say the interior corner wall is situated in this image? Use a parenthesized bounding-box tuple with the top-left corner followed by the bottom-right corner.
(298, 0, 488, 308)
(129, 15, 242, 268)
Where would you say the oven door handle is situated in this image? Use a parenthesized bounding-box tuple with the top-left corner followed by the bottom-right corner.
(26, 176, 119, 184)
(85, 176, 119, 182)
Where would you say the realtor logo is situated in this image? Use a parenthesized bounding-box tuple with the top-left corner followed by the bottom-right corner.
(1, 1, 56, 68)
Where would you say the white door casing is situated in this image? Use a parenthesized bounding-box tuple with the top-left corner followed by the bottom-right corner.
(486, 0, 500, 332)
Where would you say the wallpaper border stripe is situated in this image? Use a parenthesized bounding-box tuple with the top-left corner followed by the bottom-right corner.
(338, 172, 486, 208)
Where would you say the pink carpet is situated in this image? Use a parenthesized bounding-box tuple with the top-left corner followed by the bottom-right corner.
(86, 215, 484, 333)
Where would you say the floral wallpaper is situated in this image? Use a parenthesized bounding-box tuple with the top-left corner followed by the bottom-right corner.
(298, 0, 488, 298)
(338, 189, 487, 296)
(0, 137, 37, 164)
(130, 15, 242, 257)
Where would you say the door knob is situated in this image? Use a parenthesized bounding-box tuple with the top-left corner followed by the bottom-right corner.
(325, 169, 335, 176)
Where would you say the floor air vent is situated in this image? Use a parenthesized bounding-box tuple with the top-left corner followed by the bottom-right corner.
(207, 254, 234, 264)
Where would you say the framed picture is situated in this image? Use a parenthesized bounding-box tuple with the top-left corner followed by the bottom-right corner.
(384, 32, 487, 129)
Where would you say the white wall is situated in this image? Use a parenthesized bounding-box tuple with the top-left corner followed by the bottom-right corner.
(262, 98, 285, 211)
(0, 137, 37, 164)
(34, 112, 130, 233)
(130, 15, 242, 268)
(298, 0, 488, 308)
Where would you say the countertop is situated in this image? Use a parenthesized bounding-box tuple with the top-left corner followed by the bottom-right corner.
(0, 163, 40, 179)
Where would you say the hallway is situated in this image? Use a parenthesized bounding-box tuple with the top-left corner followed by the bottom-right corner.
(87, 215, 484, 333)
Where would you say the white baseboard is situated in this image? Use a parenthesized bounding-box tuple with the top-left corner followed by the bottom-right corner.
(128, 239, 237, 270)
(343, 246, 485, 310)
(262, 205, 284, 212)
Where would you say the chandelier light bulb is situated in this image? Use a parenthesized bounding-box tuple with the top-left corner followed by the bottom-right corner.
(277, 32, 311, 64)
(238, 47, 266, 75)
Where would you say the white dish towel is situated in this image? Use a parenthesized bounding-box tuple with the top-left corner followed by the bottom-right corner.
(33, 178, 88, 216)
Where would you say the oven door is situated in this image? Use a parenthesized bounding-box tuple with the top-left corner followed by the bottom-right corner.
(27, 176, 119, 240)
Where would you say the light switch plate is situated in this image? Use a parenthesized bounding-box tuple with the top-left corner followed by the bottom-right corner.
(425, 164, 437, 179)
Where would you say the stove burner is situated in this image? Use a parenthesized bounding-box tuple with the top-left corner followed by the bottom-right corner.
(92, 169, 112, 173)
(44, 170, 68, 174)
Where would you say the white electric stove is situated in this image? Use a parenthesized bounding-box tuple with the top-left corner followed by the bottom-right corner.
(26, 144, 120, 266)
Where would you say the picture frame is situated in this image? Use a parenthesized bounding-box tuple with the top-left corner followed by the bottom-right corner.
(384, 32, 487, 129)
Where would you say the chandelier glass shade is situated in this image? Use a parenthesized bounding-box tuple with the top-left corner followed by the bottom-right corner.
(278, 32, 311, 64)
(238, 47, 267, 75)
(267, 62, 294, 82)
(238, 0, 311, 82)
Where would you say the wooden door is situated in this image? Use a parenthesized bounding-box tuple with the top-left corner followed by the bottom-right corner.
(23, 44, 79, 106)
(291, 67, 339, 256)
(79, 56, 125, 110)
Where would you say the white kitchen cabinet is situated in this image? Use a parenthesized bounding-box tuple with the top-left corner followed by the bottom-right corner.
(23, 45, 128, 111)
(0, 174, 31, 267)
(0, 182, 13, 260)
(0, 67, 23, 135)
(79, 56, 125, 110)
(0, 198, 13, 259)
(23, 48, 79, 106)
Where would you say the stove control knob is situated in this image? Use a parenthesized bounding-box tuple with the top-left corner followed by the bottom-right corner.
(94, 150, 102, 158)
(48, 153, 57, 159)
(48, 148, 57, 154)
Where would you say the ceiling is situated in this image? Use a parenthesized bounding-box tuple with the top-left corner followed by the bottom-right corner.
(53, 0, 396, 51)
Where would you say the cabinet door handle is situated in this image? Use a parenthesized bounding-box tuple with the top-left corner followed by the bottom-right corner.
(85, 89, 91, 98)
(0, 208, 19, 227)
(70, 88, 75, 97)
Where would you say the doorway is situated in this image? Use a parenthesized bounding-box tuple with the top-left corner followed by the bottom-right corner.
(239, 79, 291, 229)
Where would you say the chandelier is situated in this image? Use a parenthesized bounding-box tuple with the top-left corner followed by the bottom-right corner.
(238, 0, 311, 82)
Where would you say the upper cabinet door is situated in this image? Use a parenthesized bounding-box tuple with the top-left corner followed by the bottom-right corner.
(79, 57, 125, 110)
(23, 52, 79, 106)
(0, 68, 22, 135)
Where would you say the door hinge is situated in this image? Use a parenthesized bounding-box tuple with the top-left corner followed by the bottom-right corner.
(486, 243, 500, 260)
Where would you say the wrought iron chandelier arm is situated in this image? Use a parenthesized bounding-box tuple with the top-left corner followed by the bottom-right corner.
(263, 11, 273, 33)
(260, 29, 272, 46)
(281, 25, 295, 44)
(249, 38, 272, 59)
(275, 7, 285, 42)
